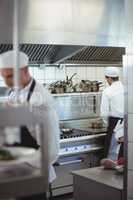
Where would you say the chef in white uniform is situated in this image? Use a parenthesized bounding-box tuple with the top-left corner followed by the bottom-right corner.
(0, 50, 60, 200)
(100, 67, 124, 161)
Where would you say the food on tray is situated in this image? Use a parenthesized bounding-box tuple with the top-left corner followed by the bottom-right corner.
(0, 149, 16, 161)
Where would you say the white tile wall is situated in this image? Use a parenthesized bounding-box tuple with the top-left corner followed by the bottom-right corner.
(0, 65, 123, 87)
(76, 67, 87, 80)
(55, 66, 66, 80)
(86, 67, 96, 80)
(44, 67, 56, 80)
(33, 68, 44, 80)
(65, 66, 78, 78)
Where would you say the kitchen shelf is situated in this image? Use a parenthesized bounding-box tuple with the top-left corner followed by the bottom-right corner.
(53, 92, 101, 121)
(52, 92, 102, 97)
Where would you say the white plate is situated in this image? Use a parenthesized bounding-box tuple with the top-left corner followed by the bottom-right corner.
(0, 147, 36, 167)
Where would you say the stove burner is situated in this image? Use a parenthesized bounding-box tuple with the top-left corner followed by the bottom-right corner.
(60, 129, 92, 139)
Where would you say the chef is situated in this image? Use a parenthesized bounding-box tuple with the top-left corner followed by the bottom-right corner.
(100, 66, 124, 167)
(0, 50, 60, 200)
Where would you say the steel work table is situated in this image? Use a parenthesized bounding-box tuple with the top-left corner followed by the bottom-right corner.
(72, 167, 123, 200)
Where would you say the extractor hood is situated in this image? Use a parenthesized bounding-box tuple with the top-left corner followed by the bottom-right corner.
(0, 0, 125, 65)
(0, 0, 125, 47)
(0, 44, 125, 65)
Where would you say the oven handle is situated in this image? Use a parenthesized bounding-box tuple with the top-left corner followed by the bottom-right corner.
(56, 159, 83, 166)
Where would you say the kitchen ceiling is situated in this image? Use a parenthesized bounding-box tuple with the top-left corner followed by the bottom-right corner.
(0, 44, 125, 65)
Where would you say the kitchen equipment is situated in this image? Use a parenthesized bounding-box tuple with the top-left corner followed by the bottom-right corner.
(91, 81, 103, 92)
(78, 80, 103, 92)
(49, 73, 77, 94)
(51, 126, 106, 196)
(51, 92, 105, 196)
(89, 119, 104, 129)
(53, 92, 101, 120)
(51, 116, 106, 196)
(79, 80, 92, 92)
(61, 128, 73, 135)
(65, 73, 77, 93)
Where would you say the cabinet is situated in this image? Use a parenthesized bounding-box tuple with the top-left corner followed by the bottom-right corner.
(72, 167, 123, 200)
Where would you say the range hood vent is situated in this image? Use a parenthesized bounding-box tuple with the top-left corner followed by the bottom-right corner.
(0, 44, 125, 65)
(63, 46, 125, 64)
(0, 44, 60, 64)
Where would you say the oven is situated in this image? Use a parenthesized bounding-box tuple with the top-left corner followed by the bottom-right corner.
(51, 128, 106, 196)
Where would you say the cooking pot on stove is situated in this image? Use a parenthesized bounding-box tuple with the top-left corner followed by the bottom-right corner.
(61, 128, 73, 134)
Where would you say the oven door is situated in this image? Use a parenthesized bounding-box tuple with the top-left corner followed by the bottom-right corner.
(51, 152, 100, 196)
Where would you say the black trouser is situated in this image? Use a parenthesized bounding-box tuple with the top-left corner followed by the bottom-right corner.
(118, 143, 124, 159)
(104, 117, 123, 157)
(16, 193, 47, 200)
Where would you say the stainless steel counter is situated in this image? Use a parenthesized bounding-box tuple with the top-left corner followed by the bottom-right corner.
(72, 167, 123, 200)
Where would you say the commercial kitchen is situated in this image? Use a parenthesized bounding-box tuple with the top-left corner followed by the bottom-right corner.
(0, 0, 133, 200)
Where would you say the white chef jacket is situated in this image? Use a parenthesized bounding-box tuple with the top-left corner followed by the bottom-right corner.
(100, 81, 124, 123)
(5, 78, 60, 182)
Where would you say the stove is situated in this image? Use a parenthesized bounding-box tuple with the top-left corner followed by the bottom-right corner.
(59, 128, 106, 156)
(60, 129, 92, 139)
(60, 128, 106, 141)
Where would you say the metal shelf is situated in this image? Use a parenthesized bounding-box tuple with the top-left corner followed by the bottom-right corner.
(52, 92, 102, 97)
(53, 92, 101, 121)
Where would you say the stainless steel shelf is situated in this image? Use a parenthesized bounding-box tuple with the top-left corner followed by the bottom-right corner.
(52, 92, 102, 97)
(53, 92, 101, 121)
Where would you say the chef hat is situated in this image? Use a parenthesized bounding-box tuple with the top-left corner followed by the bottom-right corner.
(104, 67, 119, 77)
(0, 50, 29, 69)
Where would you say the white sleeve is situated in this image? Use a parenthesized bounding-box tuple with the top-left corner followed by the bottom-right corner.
(100, 91, 110, 124)
(42, 106, 60, 164)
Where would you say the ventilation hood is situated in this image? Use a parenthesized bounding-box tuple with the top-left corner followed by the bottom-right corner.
(0, 0, 125, 65)
(0, 44, 125, 65)
(0, 0, 125, 46)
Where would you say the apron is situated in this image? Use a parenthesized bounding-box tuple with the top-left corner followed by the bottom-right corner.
(10, 79, 39, 149)
(104, 116, 123, 158)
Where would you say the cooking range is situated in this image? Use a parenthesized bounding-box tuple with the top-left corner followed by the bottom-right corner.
(59, 128, 106, 156)
(51, 127, 106, 196)
(50, 92, 106, 196)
